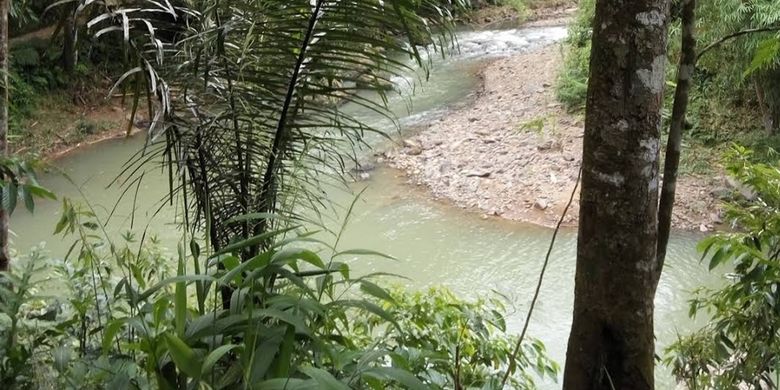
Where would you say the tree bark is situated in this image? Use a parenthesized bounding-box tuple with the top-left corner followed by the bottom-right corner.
(563, 0, 671, 387)
(657, 0, 696, 277)
(62, 6, 78, 73)
(0, 0, 9, 272)
(759, 68, 780, 135)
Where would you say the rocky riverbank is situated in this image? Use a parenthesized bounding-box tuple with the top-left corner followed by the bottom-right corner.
(384, 45, 728, 231)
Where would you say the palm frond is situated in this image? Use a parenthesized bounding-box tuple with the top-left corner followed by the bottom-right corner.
(84, 0, 462, 257)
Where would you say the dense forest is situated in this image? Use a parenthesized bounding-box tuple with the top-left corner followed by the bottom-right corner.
(0, 0, 778, 389)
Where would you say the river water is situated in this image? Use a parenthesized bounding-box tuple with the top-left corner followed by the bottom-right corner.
(10, 26, 721, 388)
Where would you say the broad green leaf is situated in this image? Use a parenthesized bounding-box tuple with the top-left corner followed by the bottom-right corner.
(362, 367, 427, 390)
(252, 379, 318, 390)
(202, 344, 239, 374)
(163, 333, 202, 379)
(138, 274, 215, 302)
(273, 326, 296, 378)
(360, 280, 396, 303)
(300, 366, 350, 390)
(26, 184, 56, 200)
(102, 318, 127, 354)
(271, 247, 325, 269)
(333, 249, 396, 260)
(53, 345, 71, 373)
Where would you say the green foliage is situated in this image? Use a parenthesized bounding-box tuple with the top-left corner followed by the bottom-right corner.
(0, 200, 556, 389)
(78, 0, 466, 259)
(0, 156, 55, 215)
(499, 0, 528, 15)
(745, 37, 780, 76)
(0, 251, 51, 389)
(354, 287, 559, 388)
(554, 0, 594, 109)
(666, 145, 780, 388)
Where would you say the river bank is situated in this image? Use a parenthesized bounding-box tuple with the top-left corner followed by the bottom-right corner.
(384, 45, 727, 231)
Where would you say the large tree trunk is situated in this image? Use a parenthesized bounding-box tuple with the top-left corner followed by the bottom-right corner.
(0, 0, 9, 272)
(563, 0, 671, 387)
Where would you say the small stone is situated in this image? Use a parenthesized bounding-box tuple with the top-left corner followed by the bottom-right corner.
(538, 142, 553, 151)
(468, 117, 480, 122)
(462, 170, 492, 178)
(537, 140, 561, 151)
(534, 199, 549, 210)
(542, 82, 551, 88)
(725, 176, 756, 200)
(403, 139, 421, 149)
(699, 224, 709, 233)
(710, 187, 731, 200)
(563, 154, 576, 162)
(710, 212, 723, 225)
(405, 146, 423, 156)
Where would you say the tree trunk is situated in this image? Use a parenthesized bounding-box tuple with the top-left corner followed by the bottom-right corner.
(563, 0, 671, 387)
(62, 6, 78, 74)
(0, 0, 9, 272)
(759, 68, 780, 135)
(657, 0, 696, 276)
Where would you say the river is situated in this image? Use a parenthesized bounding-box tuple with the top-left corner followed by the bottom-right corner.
(10, 25, 722, 388)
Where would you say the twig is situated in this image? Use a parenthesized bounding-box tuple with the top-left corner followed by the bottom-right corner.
(500, 165, 583, 388)
(697, 26, 780, 63)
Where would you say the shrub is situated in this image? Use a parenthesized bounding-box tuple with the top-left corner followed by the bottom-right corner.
(0, 200, 557, 389)
(666, 145, 780, 389)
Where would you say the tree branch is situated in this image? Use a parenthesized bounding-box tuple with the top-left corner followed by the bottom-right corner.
(500, 166, 582, 388)
(697, 26, 780, 64)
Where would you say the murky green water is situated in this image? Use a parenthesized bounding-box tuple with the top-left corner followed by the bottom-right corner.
(10, 26, 722, 388)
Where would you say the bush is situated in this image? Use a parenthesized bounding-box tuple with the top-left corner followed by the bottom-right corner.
(0, 200, 557, 389)
(665, 145, 780, 389)
(555, 0, 594, 110)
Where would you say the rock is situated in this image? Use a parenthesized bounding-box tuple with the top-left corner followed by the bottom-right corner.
(537, 140, 561, 151)
(725, 176, 756, 200)
(439, 162, 452, 173)
(403, 140, 423, 156)
(542, 82, 551, 88)
(710, 187, 731, 200)
(352, 161, 376, 174)
(699, 224, 709, 233)
(403, 139, 421, 149)
(710, 212, 723, 225)
(468, 117, 480, 122)
(563, 154, 576, 162)
(462, 169, 492, 178)
(357, 172, 371, 181)
(534, 199, 549, 210)
(28, 303, 59, 321)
